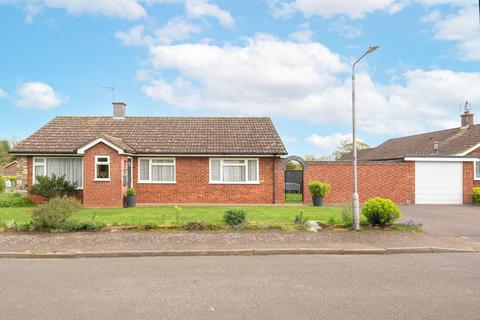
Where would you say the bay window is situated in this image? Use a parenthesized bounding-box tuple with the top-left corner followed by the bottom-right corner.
(138, 158, 176, 183)
(209, 158, 259, 184)
(33, 157, 83, 188)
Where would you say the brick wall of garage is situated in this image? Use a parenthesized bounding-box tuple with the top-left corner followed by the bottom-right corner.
(303, 161, 415, 204)
(133, 157, 284, 205)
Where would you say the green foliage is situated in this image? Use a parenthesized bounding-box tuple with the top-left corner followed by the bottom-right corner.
(30, 175, 77, 200)
(362, 197, 402, 226)
(308, 181, 331, 196)
(391, 224, 422, 232)
(473, 187, 480, 205)
(183, 221, 223, 231)
(0, 140, 15, 167)
(223, 208, 247, 226)
(125, 188, 136, 196)
(31, 197, 83, 229)
(294, 210, 308, 225)
(284, 160, 302, 170)
(51, 220, 105, 233)
(174, 205, 184, 225)
(0, 193, 36, 207)
(340, 204, 353, 227)
(285, 193, 302, 203)
(332, 138, 370, 160)
(0, 176, 4, 193)
(327, 215, 337, 225)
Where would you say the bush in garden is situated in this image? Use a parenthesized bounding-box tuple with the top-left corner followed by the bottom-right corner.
(30, 175, 77, 201)
(51, 220, 105, 233)
(308, 181, 331, 196)
(223, 208, 247, 227)
(0, 176, 5, 192)
(362, 197, 402, 226)
(0, 192, 35, 207)
(473, 188, 480, 205)
(31, 197, 83, 229)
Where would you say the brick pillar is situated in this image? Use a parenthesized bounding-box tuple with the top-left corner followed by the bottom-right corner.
(15, 156, 29, 194)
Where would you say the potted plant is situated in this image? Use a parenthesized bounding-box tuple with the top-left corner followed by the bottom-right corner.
(125, 188, 136, 208)
(308, 181, 331, 206)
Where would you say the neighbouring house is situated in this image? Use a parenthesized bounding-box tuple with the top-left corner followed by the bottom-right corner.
(12, 102, 287, 207)
(1, 160, 17, 176)
(328, 107, 480, 205)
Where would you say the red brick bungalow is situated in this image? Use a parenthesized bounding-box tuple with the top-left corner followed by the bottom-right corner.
(12, 103, 287, 208)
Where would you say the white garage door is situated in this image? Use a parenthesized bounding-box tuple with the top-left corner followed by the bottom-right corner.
(415, 162, 463, 204)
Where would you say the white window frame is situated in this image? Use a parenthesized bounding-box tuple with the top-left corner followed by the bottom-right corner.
(209, 158, 259, 184)
(475, 160, 480, 181)
(94, 156, 111, 182)
(137, 158, 176, 184)
(32, 157, 84, 189)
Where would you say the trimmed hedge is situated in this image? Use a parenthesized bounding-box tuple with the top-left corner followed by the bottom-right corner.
(362, 197, 402, 226)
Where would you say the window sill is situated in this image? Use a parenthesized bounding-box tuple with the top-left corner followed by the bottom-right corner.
(94, 179, 111, 182)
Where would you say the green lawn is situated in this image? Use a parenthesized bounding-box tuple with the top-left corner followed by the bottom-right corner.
(285, 193, 303, 203)
(0, 205, 349, 227)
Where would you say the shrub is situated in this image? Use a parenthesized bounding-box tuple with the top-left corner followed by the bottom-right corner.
(183, 221, 223, 231)
(0, 176, 5, 192)
(308, 181, 331, 197)
(294, 210, 308, 225)
(126, 188, 136, 196)
(30, 175, 77, 200)
(340, 204, 353, 227)
(362, 197, 402, 226)
(223, 208, 247, 227)
(31, 197, 83, 229)
(473, 188, 480, 205)
(0, 193, 36, 207)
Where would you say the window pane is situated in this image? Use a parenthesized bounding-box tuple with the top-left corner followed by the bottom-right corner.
(476, 161, 480, 178)
(223, 160, 245, 165)
(34, 158, 45, 164)
(152, 165, 174, 182)
(210, 160, 221, 181)
(152, 159, 174, 164)
(34, 165, 45, 177)
(97, 157, 109, 163)
(248, 160, 257, 181)
(46, 158, 83, 187)
(139, 159, 150, 181)
(223, 165, 246, 182)
(97, 164, 109, 179)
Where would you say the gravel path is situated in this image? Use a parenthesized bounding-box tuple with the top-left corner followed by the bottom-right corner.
(1, 230, 479, 253)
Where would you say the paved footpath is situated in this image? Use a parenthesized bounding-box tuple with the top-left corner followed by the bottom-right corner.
(1, 254, 479, 320)
(1, 230, 480, 256)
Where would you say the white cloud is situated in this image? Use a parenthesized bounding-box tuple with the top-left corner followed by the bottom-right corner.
(14, 82, 64, 109)
(289, 23, 313, 42)
(140, 34, 480, 137)
(116, 17, 202, 47)
(271, 0, 404, 19)
(428, 5, 480, 60)
(1, 0, 146, 20)
(306, 133, 352, 154)
(0, 89, 6, 98)
(185, 0, 235, 27)
(329, 19, 363, 38)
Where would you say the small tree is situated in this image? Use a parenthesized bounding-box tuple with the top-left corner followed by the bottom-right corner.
(30, 175, 77, 200)
(332, 138, 370, 160)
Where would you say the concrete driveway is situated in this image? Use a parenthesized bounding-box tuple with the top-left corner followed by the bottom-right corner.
(400, 205, 480, 238)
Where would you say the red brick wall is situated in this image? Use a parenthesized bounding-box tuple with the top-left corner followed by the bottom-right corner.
(303, 161, 415, 205)
(466, 147, 480, 202)
(82, 143, 126, 208)
(133, 157, 284, 204)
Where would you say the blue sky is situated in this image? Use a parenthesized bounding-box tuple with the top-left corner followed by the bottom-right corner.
(0, 0, 479, 157)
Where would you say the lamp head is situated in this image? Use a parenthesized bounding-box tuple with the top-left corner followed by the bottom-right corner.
(366, 45, 380, 54)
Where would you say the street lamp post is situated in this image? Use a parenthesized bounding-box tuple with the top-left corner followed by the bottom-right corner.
(352, 45, 379, 230)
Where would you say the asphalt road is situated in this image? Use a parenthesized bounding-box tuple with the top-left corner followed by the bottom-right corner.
(1, 254, 479, 320)
(400, 205, 480, 238)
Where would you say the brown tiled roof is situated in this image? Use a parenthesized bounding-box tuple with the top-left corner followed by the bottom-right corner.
(12, 116, 287, 155)
(343, 125, 480, 161)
